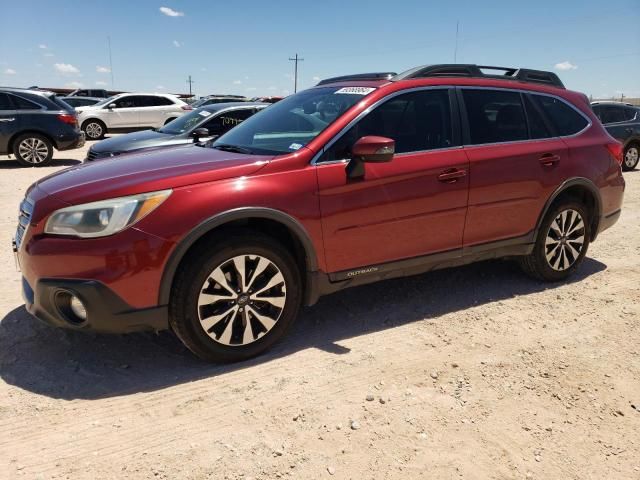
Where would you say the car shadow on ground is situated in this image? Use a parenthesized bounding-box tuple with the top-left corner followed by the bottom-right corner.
(0, 158, 82, 169)
(0, 257, 606, 400)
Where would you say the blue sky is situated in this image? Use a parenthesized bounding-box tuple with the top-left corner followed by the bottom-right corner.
(1, 0, 639, 98)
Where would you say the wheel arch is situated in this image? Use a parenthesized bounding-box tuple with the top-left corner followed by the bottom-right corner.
(534, 178, 602, 242)
(158, 207, 319, 306)
(9, 129, 57, 153)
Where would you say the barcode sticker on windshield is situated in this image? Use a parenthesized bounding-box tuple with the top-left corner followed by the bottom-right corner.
(198, 111, 212, 117)
(334, 87, 376, 95)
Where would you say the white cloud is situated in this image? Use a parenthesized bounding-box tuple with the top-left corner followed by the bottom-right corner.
(66, 81, 84, 88)
(172, 40, 182, 47)
(246, 87, 257, 92)
(54, 63, 80, 74)
(4, 68, 16, 75)
(95, 81, 108, 86)
(554, 61, 577, 71)
(96, 66, 110, 73)
(233, 80, 242, 85)
(38, 44, 48, 49)
(160, 6, 184, 17)
(43, 52, 54, 57)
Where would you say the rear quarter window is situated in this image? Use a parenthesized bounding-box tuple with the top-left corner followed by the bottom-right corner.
(531, 95, 588, 136)
(11, 94, 42, 110)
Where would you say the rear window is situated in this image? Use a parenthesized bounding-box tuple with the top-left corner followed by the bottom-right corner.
(51, 95, 74, 110)
(531, 95, 588, 136)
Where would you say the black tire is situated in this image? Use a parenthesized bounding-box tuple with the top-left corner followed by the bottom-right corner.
(622, 142, 639, 171)
(164, 117, 177, 125)
(519, 201, 591, 282)
(169, 230, 302, 362)
(13, 133, 54, 167)
(82, 119, 106, 140)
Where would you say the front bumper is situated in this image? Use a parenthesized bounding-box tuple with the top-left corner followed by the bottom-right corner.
(23, 277, 168, 333)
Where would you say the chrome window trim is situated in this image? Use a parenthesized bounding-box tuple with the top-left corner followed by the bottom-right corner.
(311, 85, 592, 166)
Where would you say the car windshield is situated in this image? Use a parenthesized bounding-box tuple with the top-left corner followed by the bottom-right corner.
(212, 86, 373, 155)
(92, 96, 117, 107)
(159, 108, 210, 134)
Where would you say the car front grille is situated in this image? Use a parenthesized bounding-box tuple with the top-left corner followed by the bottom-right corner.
(15, 197, 34, 250)
(85, 149, 117, 162)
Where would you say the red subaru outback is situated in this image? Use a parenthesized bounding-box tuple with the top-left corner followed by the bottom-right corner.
(14, 64, 625, 362)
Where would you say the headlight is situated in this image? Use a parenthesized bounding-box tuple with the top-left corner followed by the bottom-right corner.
(44, 190, 172, 238)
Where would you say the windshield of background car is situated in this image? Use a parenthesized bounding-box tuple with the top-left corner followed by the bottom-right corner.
(159, 108, 211, 134)
(92, 95, 117, 107)
(212, 86, 375, 154)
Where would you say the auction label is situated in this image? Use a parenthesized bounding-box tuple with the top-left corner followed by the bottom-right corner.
(334, 87, 376, 95)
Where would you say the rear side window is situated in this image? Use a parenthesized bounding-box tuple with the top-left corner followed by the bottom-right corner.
(11, 94, 41, 110)
(523, 95, 552, 139)
(624, 107, 638, 121)
(204, 109, 255, 135)
(153, 96, 175, 106)
(462, 89, 528, 144)
(531, 95, 588, 135)
(0, 93, 13, 110)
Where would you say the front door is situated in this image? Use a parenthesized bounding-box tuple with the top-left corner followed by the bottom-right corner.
(316, 88, 469, 273)
(0, 92, 18, 152)
(107, 95, 140, 128)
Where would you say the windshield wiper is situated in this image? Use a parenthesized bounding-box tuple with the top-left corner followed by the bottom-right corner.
(213, 144, 253, 154)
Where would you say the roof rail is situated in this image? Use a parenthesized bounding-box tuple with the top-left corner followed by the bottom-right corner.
(316, 72, 397, 86)
(392, 64, 565, 89)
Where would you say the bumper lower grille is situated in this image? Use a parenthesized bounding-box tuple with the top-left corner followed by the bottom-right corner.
(15, 197, 34, 250)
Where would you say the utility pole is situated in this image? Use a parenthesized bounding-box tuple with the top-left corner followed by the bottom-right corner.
(453, 21, 459, 63)
(186, 75, 195, 97)
(288, 54, 304, 93)
(107, 36, 114, 88)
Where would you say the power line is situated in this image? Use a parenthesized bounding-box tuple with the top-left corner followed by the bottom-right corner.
(288, 54, 304, 93)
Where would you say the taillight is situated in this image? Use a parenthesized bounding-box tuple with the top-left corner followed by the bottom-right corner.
(57, 113, 78, 127)
(606, 142, 623, 165)
(181, 105, 193, 111)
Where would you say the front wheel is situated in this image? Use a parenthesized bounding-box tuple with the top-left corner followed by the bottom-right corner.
(623, 143, 639, 171)
(519, 202, 591, 281)
(169, 231, 302, 362)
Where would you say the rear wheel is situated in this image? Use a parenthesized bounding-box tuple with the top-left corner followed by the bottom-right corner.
(519, 202, 590, 281)
(169, 231, 302, 362)
(13, 133, 53, 167)
(623, 143, 639, 171)
(82, 119, 106, 140)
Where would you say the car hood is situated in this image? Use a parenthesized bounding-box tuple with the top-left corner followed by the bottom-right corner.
(35, 145, 273, 205)
(91, 129, 188, 154)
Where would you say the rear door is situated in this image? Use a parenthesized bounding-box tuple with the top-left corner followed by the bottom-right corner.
(0, 92, 18, 153)
(317, 88, 469, 273)
(459, 88, 570, 246)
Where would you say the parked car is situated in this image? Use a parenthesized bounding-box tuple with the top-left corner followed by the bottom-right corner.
(14, 63, 625, 362)
(251, 96, 284, 104)
(0, 87, 84, 166)
(68, 88, 109, 98)
(191, 95, 249, 108)
(86, 102, 267, 161)
(591, 101, 640, 170)
(59, 96, 103, 108)
(76, 93, 191, 140)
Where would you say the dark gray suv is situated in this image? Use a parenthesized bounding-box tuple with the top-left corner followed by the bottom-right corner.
(592, 101, 640, 171)
(0, 87, 84, 166)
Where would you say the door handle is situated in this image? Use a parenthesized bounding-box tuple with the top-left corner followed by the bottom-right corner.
(539, 153, 561, 166)
(0, 118, 16, 122)
(438, 168, 467, 183)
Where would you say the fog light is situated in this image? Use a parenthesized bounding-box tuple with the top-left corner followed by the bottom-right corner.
(69, 295, 87, 321)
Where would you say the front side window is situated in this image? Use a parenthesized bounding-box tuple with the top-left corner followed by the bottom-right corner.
(113, 96, 135, 109)
(462, 89, 527, 144)
(531, 94, 588, 135)
(213, 86, 371, 154)
(321, 89, 454, 162)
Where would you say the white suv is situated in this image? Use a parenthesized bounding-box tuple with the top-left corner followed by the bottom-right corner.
(76, 93, 191, 140)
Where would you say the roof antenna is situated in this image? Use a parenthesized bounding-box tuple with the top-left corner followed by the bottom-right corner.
(453, 21, 460, 63)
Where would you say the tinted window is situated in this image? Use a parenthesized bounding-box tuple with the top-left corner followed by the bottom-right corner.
(592, 105, 603, 121)
(113, 96, 135, 108)
(524, 95, 552, 139)
(462, 89, 527, 144)
(11, 94, 41, 110)
(204, 109, 254, 135)
(531, 95, 588, 135)
(322, 89, 453, 162)
(153, 96, 175, 106)
(624, 107, 638, 121)
(0, 93, 13, 110)
(133, 96, 157, 107)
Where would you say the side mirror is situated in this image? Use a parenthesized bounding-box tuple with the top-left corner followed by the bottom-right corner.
(192, 127, 210, 141)
(346, 136, 395, 179)
(108, 103, 116, 110)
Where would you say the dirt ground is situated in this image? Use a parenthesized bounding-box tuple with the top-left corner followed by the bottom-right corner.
(0, 140, 638, 480)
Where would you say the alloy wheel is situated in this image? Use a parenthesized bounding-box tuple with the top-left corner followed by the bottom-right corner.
(85, 122, 103, 139)
(544, 209, 586, 271)
(197, 254, 287, 346)
(18, 137, 49, 164)
(625, 146, 639, 169)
